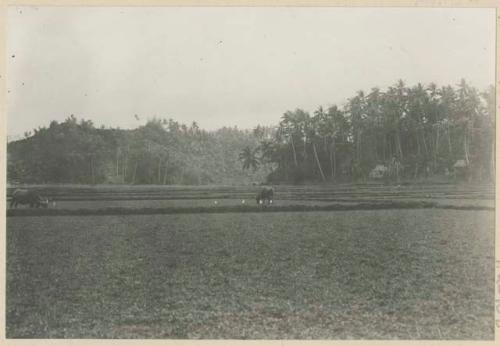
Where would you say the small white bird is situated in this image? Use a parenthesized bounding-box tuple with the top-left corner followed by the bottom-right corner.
(214, 200, 218, 205)
(241, 199, 245, 204)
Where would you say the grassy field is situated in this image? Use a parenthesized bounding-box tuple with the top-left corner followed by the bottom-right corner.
(7, 204, 494, 339)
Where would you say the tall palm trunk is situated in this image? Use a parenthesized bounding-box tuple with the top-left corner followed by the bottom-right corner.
(356, 130, 362, 163)
(312, 142, 326, 182)
(90, 156, 95, 185)
(329, 149, 334, 179)
(382, 134, 387, 162)
(435, 127, 440, 154)
(434, 126, 440, 169)
(123, 154, 128, 182)
(396, 131, 403, 160)
(464, 132, 470, 166)
(388, 135, 393, 159)
(163, 160, 169, 185)
(284, 159, 289, 181)
(157, 157, 162, 184)
(447, 124, 452, 154)
(420, 127, 428, 156)
(329, 139, 336, 179)
(303, 135, 307, 160)
(116, 151, 120, 176)
(290, 137, 298, 166)
(423, 133, 429, 156)
(132, 162, 138, 184)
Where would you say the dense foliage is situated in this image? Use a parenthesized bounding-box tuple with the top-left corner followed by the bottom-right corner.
(8, 79, 495, 185)
(8, 117, 268, 185)
(262, 79, 495, 183)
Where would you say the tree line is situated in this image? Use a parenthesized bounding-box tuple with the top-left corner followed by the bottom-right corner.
(8, 116, 268, 185)
(8, 79, 495, 185)
(240, 79, 495, 184)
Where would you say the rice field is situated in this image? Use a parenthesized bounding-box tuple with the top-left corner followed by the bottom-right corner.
(6, 183, 495, 339)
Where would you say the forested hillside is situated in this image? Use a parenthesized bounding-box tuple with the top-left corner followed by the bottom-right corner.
(8, 79, 495, 185)
(8, 117, 269, 185)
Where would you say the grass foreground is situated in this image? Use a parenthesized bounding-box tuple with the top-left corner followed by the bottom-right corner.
(7, 209, 494, 339)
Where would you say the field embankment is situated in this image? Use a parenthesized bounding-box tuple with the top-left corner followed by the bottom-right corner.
(6, 183, 494, 216)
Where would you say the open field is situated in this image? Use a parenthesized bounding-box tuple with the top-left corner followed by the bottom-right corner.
(7, 189, 495, 339)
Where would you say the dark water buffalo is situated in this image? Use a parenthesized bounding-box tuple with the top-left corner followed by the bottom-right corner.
(10, 189, 50, 208)
(256, 187, 274, 205)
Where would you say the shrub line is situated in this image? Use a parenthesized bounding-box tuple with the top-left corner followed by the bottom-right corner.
(6, 201, 493, 217)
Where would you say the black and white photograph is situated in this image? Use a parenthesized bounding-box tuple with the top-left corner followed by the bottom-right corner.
(4, 5, 496, 340)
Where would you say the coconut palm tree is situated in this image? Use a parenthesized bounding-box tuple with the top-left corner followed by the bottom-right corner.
(238, 146, 260, 172)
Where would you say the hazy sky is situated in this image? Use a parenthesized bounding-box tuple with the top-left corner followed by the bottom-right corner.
(7, 7, 496, 138)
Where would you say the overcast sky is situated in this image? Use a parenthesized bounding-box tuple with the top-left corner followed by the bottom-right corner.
(7, 7, 496, 138)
